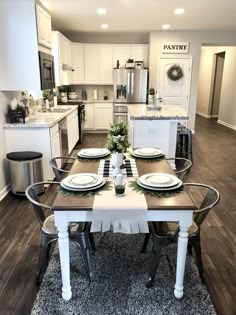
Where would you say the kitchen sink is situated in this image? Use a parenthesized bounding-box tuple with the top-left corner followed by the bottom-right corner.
(38, 108, 70, 113)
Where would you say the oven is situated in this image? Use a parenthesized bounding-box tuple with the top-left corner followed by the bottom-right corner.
(38, 51, 55, 90)
(113, 103, 128, 124)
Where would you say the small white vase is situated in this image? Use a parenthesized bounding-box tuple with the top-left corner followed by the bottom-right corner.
(111, 152, 124, 177)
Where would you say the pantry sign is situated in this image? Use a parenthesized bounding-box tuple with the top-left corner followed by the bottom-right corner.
(162, 42, 189, 54)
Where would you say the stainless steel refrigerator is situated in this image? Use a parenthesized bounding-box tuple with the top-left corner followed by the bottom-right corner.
(113, 68, 148, 123)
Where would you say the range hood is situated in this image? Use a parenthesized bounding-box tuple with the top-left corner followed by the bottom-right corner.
(62, 63, 74, 71)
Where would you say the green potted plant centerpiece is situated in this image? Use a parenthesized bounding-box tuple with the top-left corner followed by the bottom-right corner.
(106, 122, 129, 176)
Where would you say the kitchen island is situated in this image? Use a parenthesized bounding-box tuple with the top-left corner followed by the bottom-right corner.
(128, 104, 188, 158)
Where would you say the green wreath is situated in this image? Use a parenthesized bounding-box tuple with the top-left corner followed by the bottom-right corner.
(167, 64, 184, 81)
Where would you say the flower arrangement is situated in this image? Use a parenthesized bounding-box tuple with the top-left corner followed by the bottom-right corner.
(106, 122, 129, 153)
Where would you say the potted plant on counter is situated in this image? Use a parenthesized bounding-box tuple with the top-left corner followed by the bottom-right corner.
(106, 122, 129, 176)
(148, 88, 155, 104)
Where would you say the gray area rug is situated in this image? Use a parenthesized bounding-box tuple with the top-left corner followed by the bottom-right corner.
(31, 233, 216, 315)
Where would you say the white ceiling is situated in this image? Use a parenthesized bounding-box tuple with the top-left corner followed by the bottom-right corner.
(41, 0, 236, 33)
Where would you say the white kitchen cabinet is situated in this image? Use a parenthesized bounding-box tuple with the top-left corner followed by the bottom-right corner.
(71, 43, 85, 84)
(113, 45, 130, 68)
(84, 103, 94, 129)
(52, 31, 73, 86)
(98, 46, 113, 84)
(50, 123, 61, 169)
(94, 103, 113, 129)
(113, 44, 149, 68)
(130, 45, 149, 67)
(0, 0, 41, 90)
(84, 45, 99, 83)
(84, 45, 113, 84)
(36, 3, 52, 49)
(67, 110, 79, 153)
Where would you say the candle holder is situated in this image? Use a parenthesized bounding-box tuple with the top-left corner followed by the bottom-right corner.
(114, 183, 126, 196)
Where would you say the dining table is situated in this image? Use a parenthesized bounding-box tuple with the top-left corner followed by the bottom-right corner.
(52, 156, 197, 301)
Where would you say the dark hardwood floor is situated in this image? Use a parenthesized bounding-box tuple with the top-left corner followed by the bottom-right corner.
(0, 117, 235, 315)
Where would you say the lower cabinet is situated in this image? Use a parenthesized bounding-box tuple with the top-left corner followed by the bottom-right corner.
(85, 103, 113, 131)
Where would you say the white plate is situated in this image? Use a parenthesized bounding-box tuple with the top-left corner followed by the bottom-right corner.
(139, 173, 180, 188)
(137, 179, 183, 191)
(78, 148, 109, 158)
(61, 179, 106, 191)
(131, 151, 163, 159)
(62, 173, 103, 189)
(133, 148, 162, 156)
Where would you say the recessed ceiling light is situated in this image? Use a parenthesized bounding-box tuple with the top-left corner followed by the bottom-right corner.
(175, 8, 185, 15)
(101, 24, 109, 29)
(162, 24, 170, 30)
(97, 8, 107, 15)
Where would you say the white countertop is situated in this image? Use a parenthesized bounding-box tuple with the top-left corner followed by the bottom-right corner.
(62, 99, 113, 104)
(127, 104, 188, 120)
(4, 106, 78, 128)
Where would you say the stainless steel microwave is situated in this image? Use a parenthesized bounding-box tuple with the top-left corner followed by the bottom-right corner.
(38, 51, 55, 90)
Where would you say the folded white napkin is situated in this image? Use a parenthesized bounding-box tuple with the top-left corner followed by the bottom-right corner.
(91, 178, 148, 234)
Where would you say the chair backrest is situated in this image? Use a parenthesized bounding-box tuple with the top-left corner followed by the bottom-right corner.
(166, 157, 192, 181)
(25, 181, 60, 227)
(184, 183, 220, 227)
(49, 156, 76, 181)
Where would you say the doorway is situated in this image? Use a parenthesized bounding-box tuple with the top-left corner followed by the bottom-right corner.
(209, 52, 225, 118)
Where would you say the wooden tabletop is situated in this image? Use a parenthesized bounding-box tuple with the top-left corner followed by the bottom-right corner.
(52, 158, 197, 211)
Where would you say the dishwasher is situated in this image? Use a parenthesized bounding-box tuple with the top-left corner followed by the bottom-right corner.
(58, 117, 68, 157)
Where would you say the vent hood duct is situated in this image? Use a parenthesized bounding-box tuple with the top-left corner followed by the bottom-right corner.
(62, 63, 74, 71)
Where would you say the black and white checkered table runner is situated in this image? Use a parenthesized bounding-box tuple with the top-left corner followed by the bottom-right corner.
(98, 159, 138, 177)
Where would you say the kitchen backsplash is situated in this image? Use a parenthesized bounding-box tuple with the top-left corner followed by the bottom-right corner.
(66, 85, 114, 101)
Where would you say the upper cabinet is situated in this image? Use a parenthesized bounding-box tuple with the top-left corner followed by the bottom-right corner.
(72, 45, 113, 85)
(113, 44, 149, 68)
(0, 0, 41, 90)
(71, 44, 85, 84)
(98, 46, 113, 84)
(84, 45, 99, 83)
(52, 31, 73, 86)
(35, 3, 52, 49)
(84, 45, 113, 84)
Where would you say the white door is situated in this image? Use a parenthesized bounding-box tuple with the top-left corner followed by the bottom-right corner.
(157, 57, 192, 115)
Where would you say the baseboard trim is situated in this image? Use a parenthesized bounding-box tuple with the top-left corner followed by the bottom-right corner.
(0, 184, 11, 201)
(211, 115, 219, 118)
(217, 120, 236, 131)
(196, 112, 211, 118)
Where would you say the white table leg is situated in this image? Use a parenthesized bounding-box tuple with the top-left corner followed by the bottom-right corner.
(174, 224, 189, 299)
(55, 215, 72, 301)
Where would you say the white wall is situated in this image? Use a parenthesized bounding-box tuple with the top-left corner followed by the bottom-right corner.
(149, 30, 236, 131)
(197, 46, 236, 130)
(197, 47, 227, 117)
(0, 91, 21, 200)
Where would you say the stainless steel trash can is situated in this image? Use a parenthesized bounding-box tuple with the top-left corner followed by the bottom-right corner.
(6, 151, 44, 196)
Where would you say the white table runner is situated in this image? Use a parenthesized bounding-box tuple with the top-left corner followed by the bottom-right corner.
(91, 179, 149, 234)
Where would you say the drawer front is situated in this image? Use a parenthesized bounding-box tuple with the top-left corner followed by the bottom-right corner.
(50, 123, 59, 138)
(94, 103, 113, 109)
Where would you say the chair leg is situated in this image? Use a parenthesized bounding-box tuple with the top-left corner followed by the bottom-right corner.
(141, 233, 150, 253)
(187, 243, 193, 255)
(36, 233, 49, 284)
(89, 232, 97, 253)
(74, 232, 93, 283)
(190, 235, 205, 283)
(146, 238, 168, 288)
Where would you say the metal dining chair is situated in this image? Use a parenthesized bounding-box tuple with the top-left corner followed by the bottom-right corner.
(49, 156, 76, 181)
(145, 183, 220, 288)
(49, 156, 97, 252)
(25, 181, 93, 284)
(141, 157, 192, 253)
(166, 157, 192, 181)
